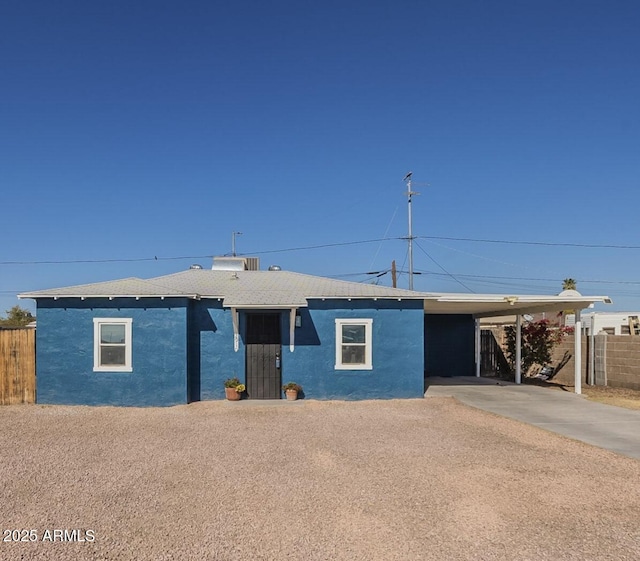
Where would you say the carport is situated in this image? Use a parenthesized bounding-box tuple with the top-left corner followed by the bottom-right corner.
(423, 291, 612, 394)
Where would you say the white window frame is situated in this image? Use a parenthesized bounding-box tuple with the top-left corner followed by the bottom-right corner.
(335, 318, 373, 370)
(93, 318, 133, 372)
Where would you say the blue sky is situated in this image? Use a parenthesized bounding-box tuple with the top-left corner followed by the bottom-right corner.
(2, 0, 640, 315)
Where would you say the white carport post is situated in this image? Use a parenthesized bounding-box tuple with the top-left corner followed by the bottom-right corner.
(574, 309, 582, 394)
(475, 319, 481, 377)
(515, 315, 522, 384)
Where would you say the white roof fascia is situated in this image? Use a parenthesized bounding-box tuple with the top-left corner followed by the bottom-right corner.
(221, 303, 308, 309)
(310, 295, 429, 301)
(18, 293, 200, 300)
(434, 294, 611, 304)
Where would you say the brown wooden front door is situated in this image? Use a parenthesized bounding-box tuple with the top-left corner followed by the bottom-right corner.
(245, 313, 282, 399)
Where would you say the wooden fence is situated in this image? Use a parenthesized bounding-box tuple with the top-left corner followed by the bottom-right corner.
(0, 328, 36, 404)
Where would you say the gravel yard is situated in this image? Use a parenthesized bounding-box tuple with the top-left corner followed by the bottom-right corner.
(1, 398, 639, 561)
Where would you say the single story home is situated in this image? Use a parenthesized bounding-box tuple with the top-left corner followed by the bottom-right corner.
(19, 258, 611, 406)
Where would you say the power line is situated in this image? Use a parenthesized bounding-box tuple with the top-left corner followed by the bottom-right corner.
(419, 235, 640, 250)
(0, 255, 207, 265)
(414, 242, 475, 293)
(412, 270, 640, 286)
(245, 237, 400, 255)
(369, 206, 399, 271)
(4, 232, 640, 267)
(0, 237, 402, 266)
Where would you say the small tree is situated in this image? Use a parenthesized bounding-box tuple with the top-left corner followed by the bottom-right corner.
(0, 305, 35, 327)
(505, 319, 571, 376)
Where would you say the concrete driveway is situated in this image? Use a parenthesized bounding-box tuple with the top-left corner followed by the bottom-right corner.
(425, 376, 640, 460)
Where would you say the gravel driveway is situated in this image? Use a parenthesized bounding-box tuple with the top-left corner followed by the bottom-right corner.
(1, 398, 639, 560)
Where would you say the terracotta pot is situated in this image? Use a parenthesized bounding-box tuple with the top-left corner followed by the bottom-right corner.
(225, 387, 241, 401)
(285, 389, 298, 401)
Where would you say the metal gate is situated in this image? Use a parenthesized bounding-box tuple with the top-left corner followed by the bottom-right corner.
(480, 329, 511, 377)
(245, 313, 282, 399)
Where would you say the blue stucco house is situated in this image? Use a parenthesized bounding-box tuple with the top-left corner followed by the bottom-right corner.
(20, 260, 436, 406)
(20, 258, 608, 406)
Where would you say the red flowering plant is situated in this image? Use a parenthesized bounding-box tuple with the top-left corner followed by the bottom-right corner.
(505, 319, 573, 377)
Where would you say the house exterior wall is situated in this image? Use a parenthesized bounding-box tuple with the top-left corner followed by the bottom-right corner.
(281, 299, 424, 399)
(188, 301, 245, 401)
(424, 314, 475, 377)
(36, 297, 425, 405)
(188, 298, 425, 400)
(36, 298, 189, 406)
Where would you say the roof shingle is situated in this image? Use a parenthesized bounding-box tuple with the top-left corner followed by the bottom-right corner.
(19, 269, 426, 307)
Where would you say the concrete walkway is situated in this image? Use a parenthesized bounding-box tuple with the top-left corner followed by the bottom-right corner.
(425, 376, 640, 460)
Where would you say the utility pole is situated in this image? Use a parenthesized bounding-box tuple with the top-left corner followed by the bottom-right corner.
(391, 260, 397, 288)
(231, 231, 242, 257)
(403, 172, 419, 290)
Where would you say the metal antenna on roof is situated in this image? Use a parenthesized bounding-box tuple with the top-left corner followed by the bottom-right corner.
(403, 172, 419, 290)
(231, 231, 242, 257)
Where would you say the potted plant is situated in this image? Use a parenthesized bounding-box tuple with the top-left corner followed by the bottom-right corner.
(224, 377, 245, 401)
(282, 382, 302, 401)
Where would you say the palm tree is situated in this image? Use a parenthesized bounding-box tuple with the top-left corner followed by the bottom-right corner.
(559, 278, 578, 325)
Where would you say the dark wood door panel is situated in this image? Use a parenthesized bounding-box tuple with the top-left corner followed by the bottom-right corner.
(246, 313, 281, 399)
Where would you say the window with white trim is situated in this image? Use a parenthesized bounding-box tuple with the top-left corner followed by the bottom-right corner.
(335, 318, 373, 370)
(93, 318, 133, 372)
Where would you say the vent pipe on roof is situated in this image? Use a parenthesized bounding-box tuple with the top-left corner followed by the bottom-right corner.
(268, 265, 282, 271)
(190, 264, 203, 270)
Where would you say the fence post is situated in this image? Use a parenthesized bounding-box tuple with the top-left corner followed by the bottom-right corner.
(588, 324, 595, 385)
(475, 319, 481, 377)
(574, 310, 582, 394)
(515, 315, 522, 384)
(594, 333, 607, 386)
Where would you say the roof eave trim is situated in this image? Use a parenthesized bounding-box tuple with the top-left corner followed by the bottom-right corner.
(221, 303, 308, 309)
(18, 294, 199, 300)
(309, 295, 428, 300)
(434, 296, 612, 306)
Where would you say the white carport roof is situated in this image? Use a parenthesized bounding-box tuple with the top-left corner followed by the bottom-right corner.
(423, 292, 612, 318)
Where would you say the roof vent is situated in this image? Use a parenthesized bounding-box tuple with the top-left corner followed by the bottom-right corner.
(212, 256, 260, 271)
(189, 264, 203, 270)
(268, 265, 282, 271)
